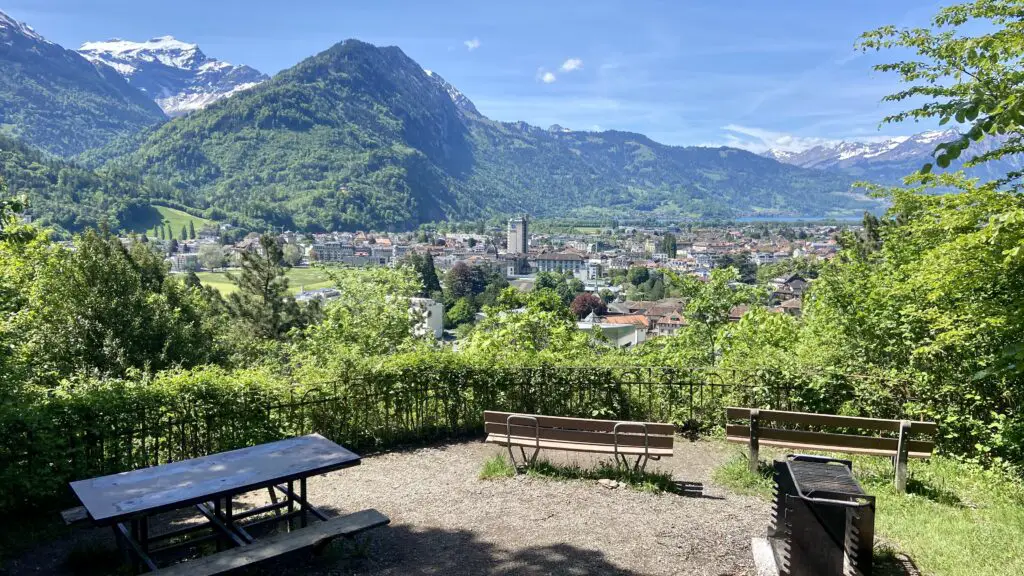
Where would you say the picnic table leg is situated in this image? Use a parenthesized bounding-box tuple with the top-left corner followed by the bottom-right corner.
(300, 477, 309, 528)
(287, 480, 295, 532)
(214, 499, 223, 551)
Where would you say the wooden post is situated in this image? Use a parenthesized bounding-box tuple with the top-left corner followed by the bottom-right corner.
(749, 409, 760, 474)
(895, 420, 911, 493)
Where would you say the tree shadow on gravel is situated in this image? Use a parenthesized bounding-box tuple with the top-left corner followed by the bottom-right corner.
(251, 523, 647, 576)
(246, 504, 647, 576)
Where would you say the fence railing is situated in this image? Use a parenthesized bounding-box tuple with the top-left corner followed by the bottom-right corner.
(0, 365, 908, 510)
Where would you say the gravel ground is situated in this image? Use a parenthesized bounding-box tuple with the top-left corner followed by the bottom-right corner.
(3, 438, 769, 576)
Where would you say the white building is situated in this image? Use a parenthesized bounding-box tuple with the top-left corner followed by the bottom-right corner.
(507, 216, 529, 254)
(533, 252, 584, 273)
(410, 297, 444, 339)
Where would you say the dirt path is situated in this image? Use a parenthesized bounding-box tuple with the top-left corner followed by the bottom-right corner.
(2, 439, 768, 576)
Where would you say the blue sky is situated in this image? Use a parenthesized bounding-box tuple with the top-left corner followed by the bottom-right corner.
(5, 0, 947, 152)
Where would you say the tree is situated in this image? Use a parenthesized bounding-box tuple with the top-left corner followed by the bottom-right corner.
(180, 225, 188, 241)
(668, 268, 762, 364)
(168, 238, 179, 254)
(282, 243, 304, 267)
(660, 233, 678, 258)
(715, 252, 757, 284)
(158, 224, 165, 240)
(626, 266, 649, 286)
(0, 178, 29, 243)
(9, 228, 216, 381)
(858, 0, 1024, 184)
(198, 244, 227, 270)
(188, 220, 196, 240)
(571, 292, 607, 319)
(446, 297, 476, 327)
(225, 235, 300, 340)
(444, 262, 474, 299)
(467, 237, 477, 248)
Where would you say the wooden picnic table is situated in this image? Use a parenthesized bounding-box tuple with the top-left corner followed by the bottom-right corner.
(69, 434, 364, 573)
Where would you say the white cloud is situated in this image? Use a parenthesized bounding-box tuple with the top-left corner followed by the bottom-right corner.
(560, 58, 583, 72)
(536, 68, 557, 83)
(720, 124, 897, 153)
(464, 38, 480, 51)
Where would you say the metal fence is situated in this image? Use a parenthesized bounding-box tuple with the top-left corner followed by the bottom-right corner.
(2, 365, 896, 509)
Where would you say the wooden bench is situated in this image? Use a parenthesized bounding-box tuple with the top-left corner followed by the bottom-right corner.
(483, 411, 675, 472)
(155, 508, 390, 575)
(725, 407, 937, 492)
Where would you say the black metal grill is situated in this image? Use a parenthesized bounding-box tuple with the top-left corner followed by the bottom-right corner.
(769, 455, 875, 576)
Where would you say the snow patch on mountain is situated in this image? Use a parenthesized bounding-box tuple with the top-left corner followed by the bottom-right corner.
(424, 69, 479, 115)
(764, 129, 961, 169)
(78, 36, 268, 117)
(0, 9, 50, 44)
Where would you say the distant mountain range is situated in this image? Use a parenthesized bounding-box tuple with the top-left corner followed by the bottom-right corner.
(78, 36, 268, 117)
(0, 9, 165, 156)
(765, 129, 1022, 183)
(0, 8, 938, 232)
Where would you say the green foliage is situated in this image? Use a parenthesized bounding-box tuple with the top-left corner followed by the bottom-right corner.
(858, 0, 1024, 186)
(478, 453, 516, 479)
(446, 297, 476, 328)
(799, 179, 1024, 463)
(225, 235, 301, 340)
(715, 447, 1024, 576)
(0, 227, 217, 386)
(82, 41, 872, 231)
(715, 252, 757, 284)
(523, 459, 679, 494)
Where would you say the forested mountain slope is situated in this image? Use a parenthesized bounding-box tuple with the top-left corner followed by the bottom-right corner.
(0, 10, 166, 157)
(99, 39, 876, 231)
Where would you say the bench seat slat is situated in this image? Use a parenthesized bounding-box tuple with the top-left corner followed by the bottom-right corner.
(726, 436, 932, 459)
(726, 424, 934, 454)
(483, 422, 674, 449)
(155, 509, 389, 576)
(485, 434, 674, 456)
(484, 411, 675, 436)
(725, 407, 938, 435)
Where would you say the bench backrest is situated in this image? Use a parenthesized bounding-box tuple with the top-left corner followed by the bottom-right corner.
(483, 411, 675, 449)
(725, 407, 937, 456)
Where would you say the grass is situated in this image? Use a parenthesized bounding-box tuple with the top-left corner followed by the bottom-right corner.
(123, 204, 215, 238)
(713, 444, 1024, 576)
(478, 453, 682, 494)
(195, 267, 336, 296)
(479, 453, 516, 479)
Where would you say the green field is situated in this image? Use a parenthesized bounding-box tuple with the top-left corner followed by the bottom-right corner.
(195, 267, 336, 295)
(123, 205, 215, 239)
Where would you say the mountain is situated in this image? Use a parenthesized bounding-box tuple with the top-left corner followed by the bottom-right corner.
(0, 9, 166, 157)
(78, 36, 268, 117)
(423, 69, 479, 115)
(765, 129, 1023, 183)
(93, 39, 873, 231)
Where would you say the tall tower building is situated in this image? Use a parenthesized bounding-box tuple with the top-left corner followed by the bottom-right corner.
(507, 215, 528, 254)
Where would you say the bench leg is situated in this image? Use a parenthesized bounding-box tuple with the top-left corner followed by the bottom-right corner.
(507, 444, 539, 472)
(895, 420, 911, 493)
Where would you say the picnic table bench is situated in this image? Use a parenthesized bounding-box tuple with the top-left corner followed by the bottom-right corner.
(66, 434, 389, 574)
(725, 407, 937, 492)
(483, 410, 675, 471)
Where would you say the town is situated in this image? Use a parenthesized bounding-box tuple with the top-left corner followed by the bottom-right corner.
(140, 214, 838, 344)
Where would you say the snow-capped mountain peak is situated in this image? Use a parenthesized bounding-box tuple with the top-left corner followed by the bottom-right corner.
(78, 36, 268, 117)
(424, 69, 479, 115)
(764, 129, 961, 170)
(762, 128, 1019, 184)
(0, 9, 51, 44)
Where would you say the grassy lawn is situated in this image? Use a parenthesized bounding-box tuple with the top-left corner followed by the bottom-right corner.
(713, 443, 1024, 576)
(478, 453, 684, 494)
(195, 267, 336, 295)
(123, 205, 215, 239)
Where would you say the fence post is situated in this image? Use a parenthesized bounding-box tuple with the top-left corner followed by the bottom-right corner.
(895, 420, 911, 493)
(749, 409, 760, 474)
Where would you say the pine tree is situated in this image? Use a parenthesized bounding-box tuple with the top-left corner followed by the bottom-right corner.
(181, 225, 188, 241)
(188, 220, 196, 240)
(225, 235, 301, 340)
(158, 225, 165, 240)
